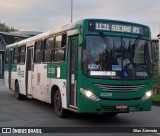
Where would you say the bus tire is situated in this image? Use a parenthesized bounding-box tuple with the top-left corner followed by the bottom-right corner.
(15, 81, 24, 100)
(54, 90, 67, 118)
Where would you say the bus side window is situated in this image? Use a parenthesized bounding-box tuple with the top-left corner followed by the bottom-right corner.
(53, 34, 66, 62)
(43, 37, 54, 62)
(13, 47, 19, 64)
(19, 45, 26, 64)
(34, 40, 42, 63)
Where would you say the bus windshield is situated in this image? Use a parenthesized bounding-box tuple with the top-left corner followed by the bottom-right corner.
(83, 35, 152, 79)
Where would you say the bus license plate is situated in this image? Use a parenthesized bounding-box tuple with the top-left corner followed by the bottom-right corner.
(116, 105, 128, 110)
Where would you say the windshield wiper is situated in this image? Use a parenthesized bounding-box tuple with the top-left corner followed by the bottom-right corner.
(99, 32, 112, 49)
(132, 35, 141, 49)
(129, 35, 141, 60)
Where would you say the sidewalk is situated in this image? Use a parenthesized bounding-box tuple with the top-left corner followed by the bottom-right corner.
(0, 79, 8, 91)
(0, 79, 4, 85)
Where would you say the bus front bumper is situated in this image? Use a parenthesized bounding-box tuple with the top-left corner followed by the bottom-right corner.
(78, 96, 152, 113)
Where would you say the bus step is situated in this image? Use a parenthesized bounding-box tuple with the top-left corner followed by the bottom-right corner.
(68, 107, 78, 112)
(68, 105, 78, 112)
(27, 95, 33, 99)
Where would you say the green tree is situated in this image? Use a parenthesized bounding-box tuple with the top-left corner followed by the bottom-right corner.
(153, 66, 160, 94)
(0, 22, 18, 32)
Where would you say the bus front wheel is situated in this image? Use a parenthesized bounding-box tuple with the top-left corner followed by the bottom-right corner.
(54, 90, 66, 118)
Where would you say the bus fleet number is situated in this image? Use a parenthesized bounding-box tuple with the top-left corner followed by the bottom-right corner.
(100, 92, 112, 97)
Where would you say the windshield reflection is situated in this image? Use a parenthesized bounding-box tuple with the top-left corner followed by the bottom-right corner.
(83, 35, 152, 79)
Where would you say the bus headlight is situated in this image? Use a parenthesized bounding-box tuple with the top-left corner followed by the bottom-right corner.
(142, 90, 152, 100)
(80, 88, 100, 101)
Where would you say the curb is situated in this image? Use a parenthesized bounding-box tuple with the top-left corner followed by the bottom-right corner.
(152, 101, 160, 107)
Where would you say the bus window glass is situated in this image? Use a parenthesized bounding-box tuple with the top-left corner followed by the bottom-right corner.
(53, 34, 66, 62)
(43, 37, 53, 62)
(13, 47, 19, 64)
(46, 37, 54, 50)
(35, 41, 42, 51)
(55, 35, 62, 48)
(83, 35, 152, 79)
(34, 40, 42, 63)
(19, 45, 26, 64)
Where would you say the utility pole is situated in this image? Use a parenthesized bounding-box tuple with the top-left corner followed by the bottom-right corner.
(71, 0, 73, 23)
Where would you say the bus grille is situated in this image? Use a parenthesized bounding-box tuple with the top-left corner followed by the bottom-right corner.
(95, 84, 146, 92)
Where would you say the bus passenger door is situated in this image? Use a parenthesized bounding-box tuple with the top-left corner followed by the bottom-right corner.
(67, 36, 78, 108)
(26, 47, 33, 96)
(8, 51, 13, 89)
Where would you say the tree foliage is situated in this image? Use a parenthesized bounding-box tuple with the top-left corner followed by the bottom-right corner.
(153, 66, 160, 94)
(0, 22, 18, 32)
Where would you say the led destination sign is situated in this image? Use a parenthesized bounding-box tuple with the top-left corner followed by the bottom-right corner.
(88, 20, 149, 36)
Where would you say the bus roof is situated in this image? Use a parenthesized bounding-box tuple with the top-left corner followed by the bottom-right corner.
(6, 19, 83, 49)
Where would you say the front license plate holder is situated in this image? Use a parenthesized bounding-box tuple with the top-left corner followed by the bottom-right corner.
(116, 104, 129, 112)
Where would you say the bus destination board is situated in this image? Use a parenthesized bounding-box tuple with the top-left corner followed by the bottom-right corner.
(88, 20, 149, 36)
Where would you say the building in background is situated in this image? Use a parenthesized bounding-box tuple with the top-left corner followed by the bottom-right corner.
(11, 31, 42, 37)
(0, 31, 42, 78)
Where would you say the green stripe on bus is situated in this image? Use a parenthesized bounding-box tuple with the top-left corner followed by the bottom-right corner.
(4, 64, 17, 72)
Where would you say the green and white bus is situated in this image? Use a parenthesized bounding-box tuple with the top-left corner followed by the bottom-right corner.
(4, 19, 153, 117)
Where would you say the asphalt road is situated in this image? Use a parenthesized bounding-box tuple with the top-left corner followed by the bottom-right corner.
(0, 79, 160, 136)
